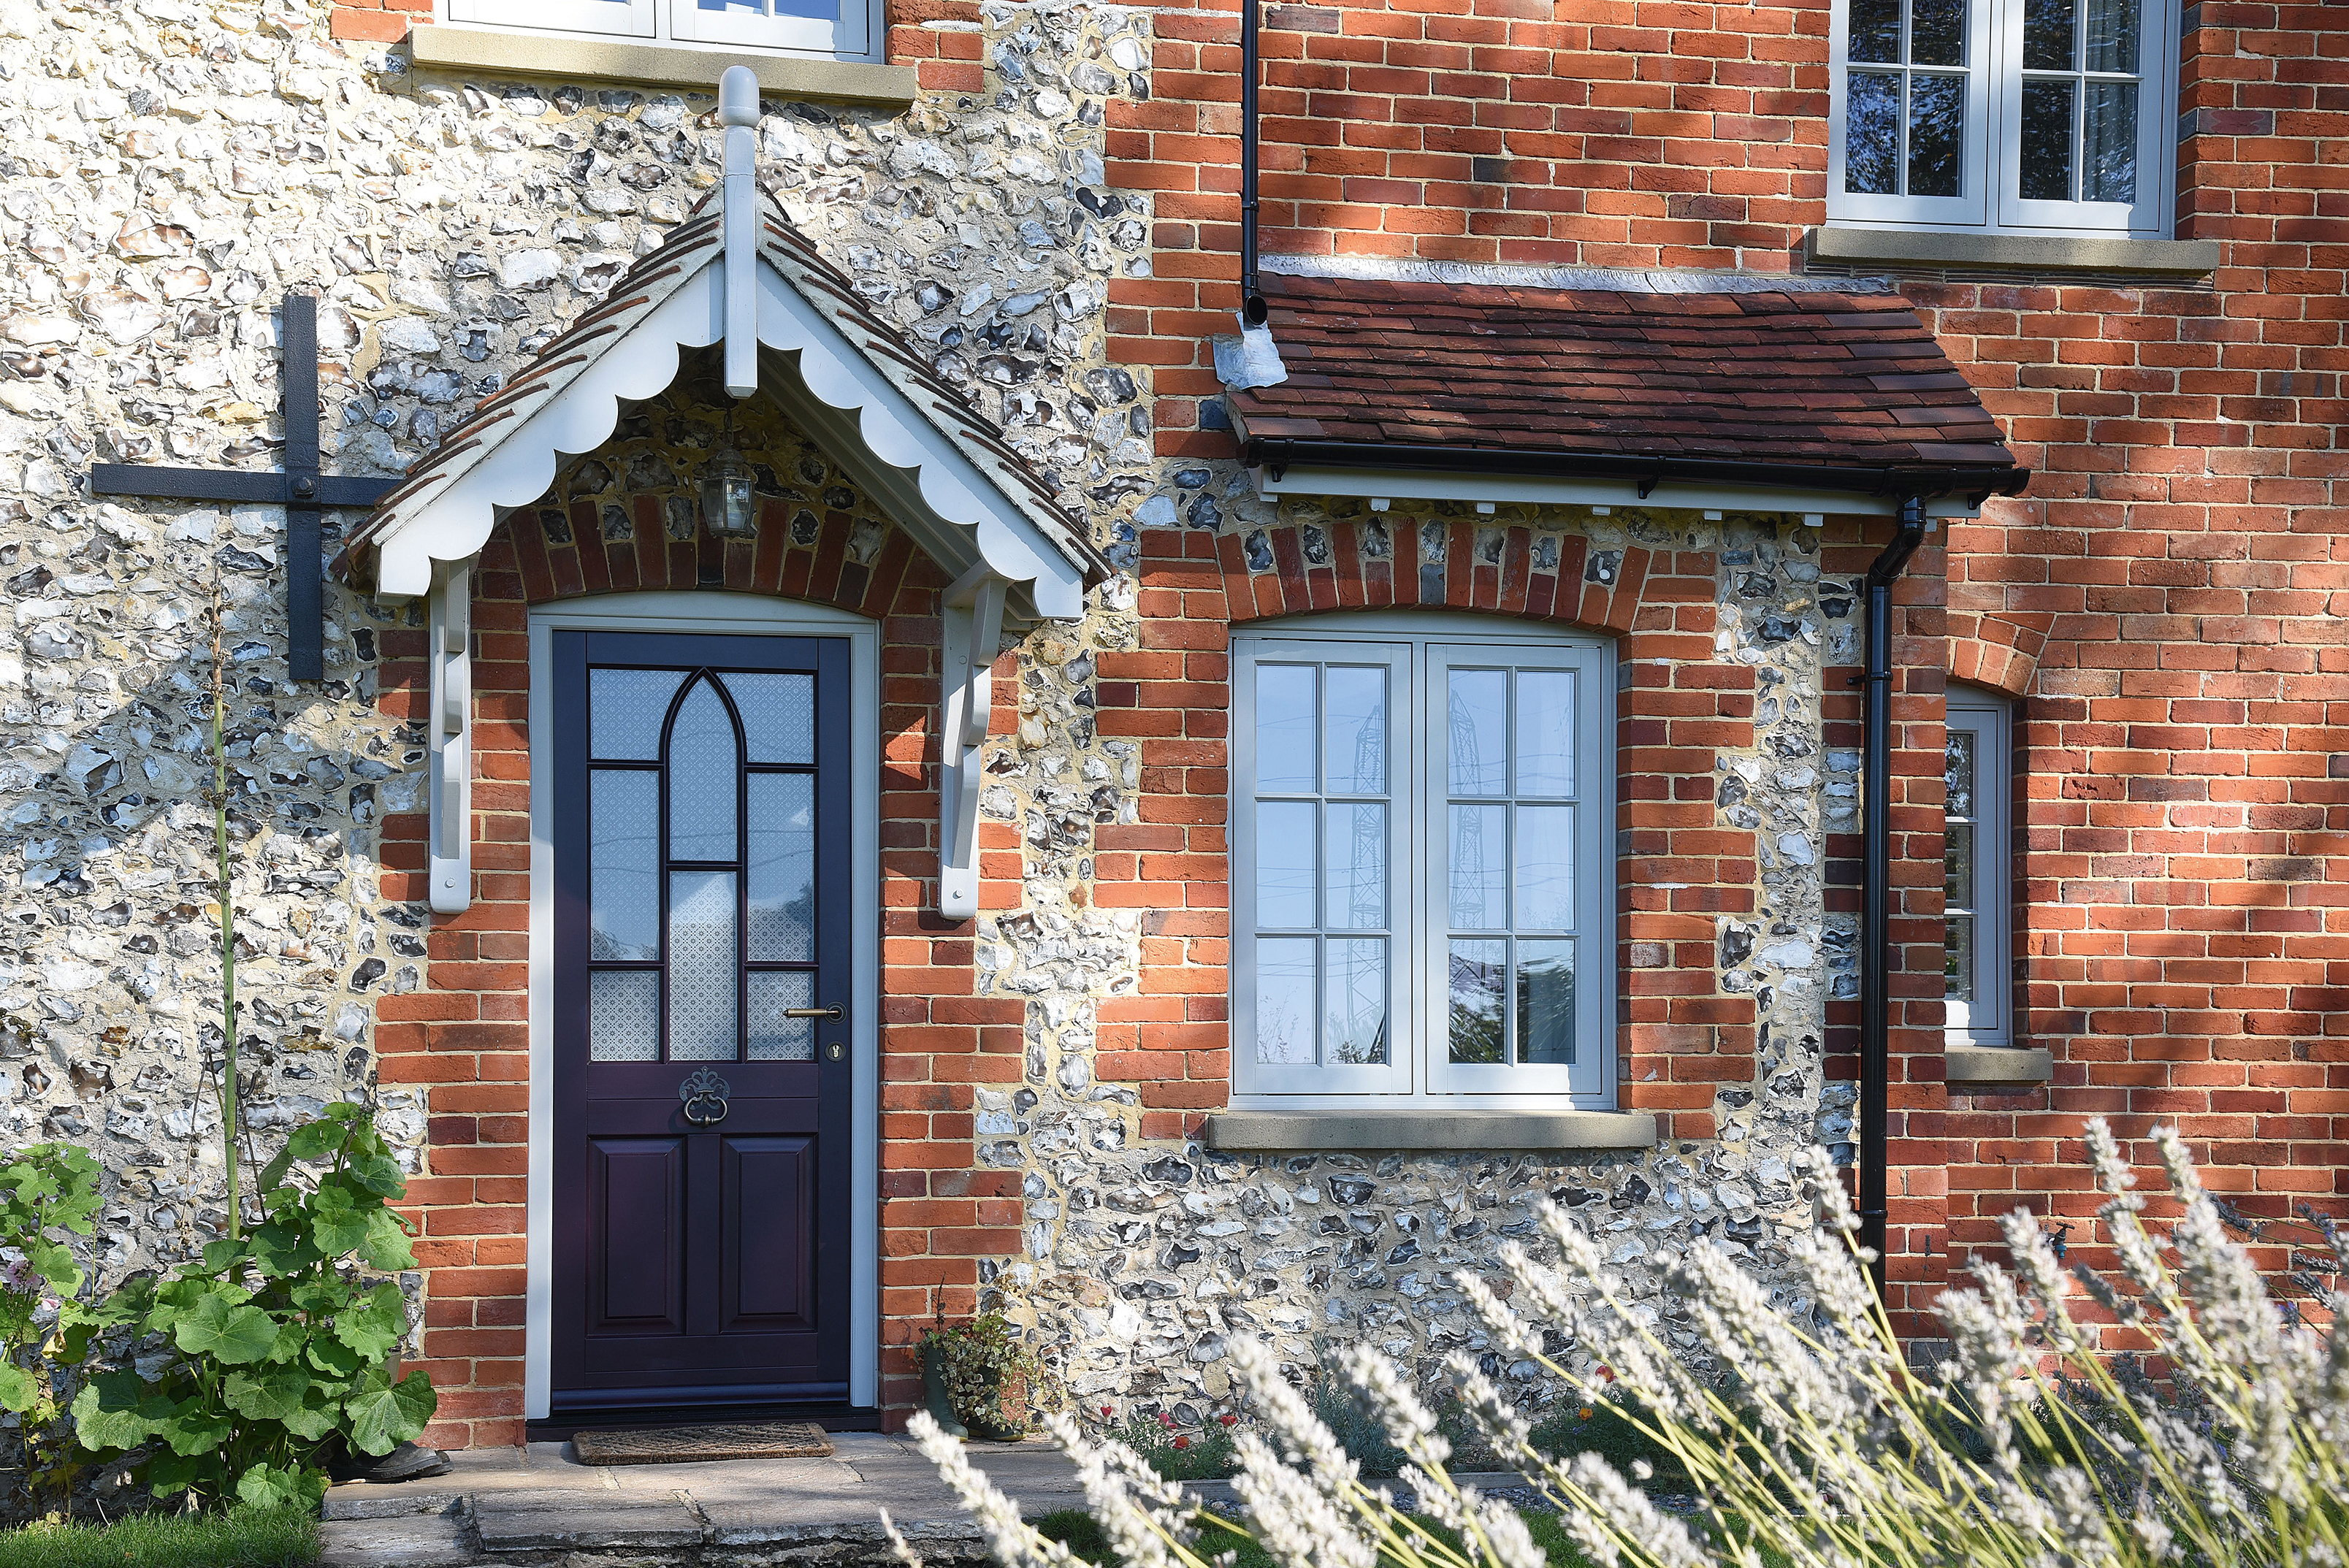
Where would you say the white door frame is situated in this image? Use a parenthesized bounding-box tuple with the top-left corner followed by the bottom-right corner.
(523, 591, 882, 1419)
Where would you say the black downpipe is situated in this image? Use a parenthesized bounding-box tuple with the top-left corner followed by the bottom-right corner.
(1859, 496, 1928, 1294)
(1240, 0, 1267, 326)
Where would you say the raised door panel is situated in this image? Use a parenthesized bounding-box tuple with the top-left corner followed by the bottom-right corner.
(586, 1136, 686, 1335)
(721, 1134, 814, 1330)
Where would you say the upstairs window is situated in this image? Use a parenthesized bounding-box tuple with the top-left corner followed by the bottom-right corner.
(1944, 687, 2012, 1047)
(1828, 0, 2174, 236)
(442, 0, 874, 60)
(1231, 616, 1614, 1107)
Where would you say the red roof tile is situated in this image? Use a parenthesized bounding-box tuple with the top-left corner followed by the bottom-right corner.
(1226, 275, 2025, 494)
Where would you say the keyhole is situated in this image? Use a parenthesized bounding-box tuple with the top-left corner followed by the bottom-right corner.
(826, 1042, 845, 1061)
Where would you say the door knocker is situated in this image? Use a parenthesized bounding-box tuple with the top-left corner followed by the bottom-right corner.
(679, 1068, 731, 1127)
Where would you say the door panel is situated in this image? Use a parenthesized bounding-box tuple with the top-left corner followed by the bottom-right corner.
(549, 630, 855, 1416)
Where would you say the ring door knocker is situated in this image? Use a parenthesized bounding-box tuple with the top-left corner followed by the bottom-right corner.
(679, 1068, 731, 1127)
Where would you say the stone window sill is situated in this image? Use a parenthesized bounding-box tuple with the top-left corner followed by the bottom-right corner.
(1945, 1045, 2055, 1087)
(1808, 227, 2220, 278)
(404, 26, 920, 106)
(1204, 1109, 1658, 1154)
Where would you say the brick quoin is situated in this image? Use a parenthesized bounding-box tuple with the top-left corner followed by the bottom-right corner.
(1099, 516, 1758, 1144)
(375, 501, 1015, 1448)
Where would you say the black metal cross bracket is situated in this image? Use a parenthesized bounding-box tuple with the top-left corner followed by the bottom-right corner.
(88, 293, 396, 684)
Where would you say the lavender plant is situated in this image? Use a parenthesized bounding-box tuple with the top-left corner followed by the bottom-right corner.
(887, 1120, 2346, 1568)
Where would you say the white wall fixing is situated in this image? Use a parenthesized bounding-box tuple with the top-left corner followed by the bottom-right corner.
(1703, 509, 1723, 520)
(427, 559, 474, 916)
(1369, 497, 1390, 511)
(936, 564, 1009, 921)
(719, 65, 759, 399)
(1475, 501, 1497, 515)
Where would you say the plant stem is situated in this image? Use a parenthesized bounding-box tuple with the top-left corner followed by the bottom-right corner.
(210, 565, 241, 1242)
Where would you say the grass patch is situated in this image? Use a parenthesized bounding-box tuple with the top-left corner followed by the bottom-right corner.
(1032, 1505, 1602, 1568)
(0, 1507, 318, 1568)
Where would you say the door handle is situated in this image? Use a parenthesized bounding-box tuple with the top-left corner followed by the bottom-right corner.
(784, 1005, 844, 1021)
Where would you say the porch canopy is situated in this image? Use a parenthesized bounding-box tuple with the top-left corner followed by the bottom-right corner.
(337, 81, 1106, 919)
(1221, 270, 2031, 517)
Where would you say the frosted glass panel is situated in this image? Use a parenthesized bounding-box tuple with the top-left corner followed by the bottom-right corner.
(590, 970, 658, 1063)
(727, 673, 814, 765)
(1255, 801, 1317, 929)
(1516, 939, 1575, 1066)
(1256, 665, 1318, 793)
(1324, 804, 1386, 930)
(592, 668, 687, 760)
(749, 970, 816, 1060)
(748, 773, 815, 963)
(1448, 938, 1506, 1064)
(1448, 804, 1506, 929)
(1514, 806, 1576, 931)
(1515, 670, 1575, 798)
(1254, 937, 1315, 1064)
(666, 871, 738, 1061)
(668, 678, 738, 862)
(1326, 938, 1387, 1065)
(590, 770, 659, 961)
(1447, 670, 1507, 795)
(1323, 666, 1386, 795)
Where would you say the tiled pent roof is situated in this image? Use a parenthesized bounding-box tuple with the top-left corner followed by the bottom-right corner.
(1225, 274, 2027, 497)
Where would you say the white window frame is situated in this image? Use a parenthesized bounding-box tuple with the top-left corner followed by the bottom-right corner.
(1944, 686, 2010, 1047)
(442, 0, 875, 62)
(1826, 0, 2177, 237)
(1231, 613, 1616, 1110)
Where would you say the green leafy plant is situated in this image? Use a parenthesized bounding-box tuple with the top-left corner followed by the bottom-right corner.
(1092, 1403, 1246, 1481)
(920, 1313, 1063, 1440)
(67, 1104, 436, 1512)
(0, 1143, 105, 1516)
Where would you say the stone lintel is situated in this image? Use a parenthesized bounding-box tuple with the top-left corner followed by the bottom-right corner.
(403, 27, 920, 107)
(1204, 1109, 1659, 1153)
(1945, 1046, 2055, 1087)
(1807, 226, 2220, 276)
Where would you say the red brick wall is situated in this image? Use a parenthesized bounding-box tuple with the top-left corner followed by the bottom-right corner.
(375, 501, 1016, 1448)
(1098, 513, 1759, 1141)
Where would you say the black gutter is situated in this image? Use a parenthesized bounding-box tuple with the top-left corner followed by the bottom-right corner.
(1236, 433, 2031, 505)
(1240, 0, 1267, 326)
(1858, 495, 1928, 1294)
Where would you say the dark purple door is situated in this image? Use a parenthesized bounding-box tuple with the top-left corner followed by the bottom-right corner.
(549, 630, 852, 1419)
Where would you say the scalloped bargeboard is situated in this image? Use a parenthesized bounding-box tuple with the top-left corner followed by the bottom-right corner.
(570, 1421, 835, 1465)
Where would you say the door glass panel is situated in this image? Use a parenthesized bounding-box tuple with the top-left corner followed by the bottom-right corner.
(667, 870, 738, 1061)
(1515, 806, 1576, 931)
(1325, 938, 1388, 1065)
(1256, 664, 1318, 793)
(1253, 936, 1316, 1064)
(747, 773, 816, 963)
(748, 970, 816, 1060)
(1945, 822, 1976, 908)
(1255, 802, 1318, 929)
(1324, 803, 1386, 930)
(589, 970, 660, 1063)
(727, 673, 815, 765)
(1448, 804, 1506, 929)
(1514, 669, 1575, 797)
(591, 770, 660, 960)
(592, 668, 687, 760)
(1447, 938, 1506, 1063)
(1516, 939, 1575, 1065)
(1946, 914, 1976, 1001)
(668, 678, 739, 862)
(1946, 730, 1976, 816)
(1446, 669, 1507, 795)
(1323, 666, 1386, 794)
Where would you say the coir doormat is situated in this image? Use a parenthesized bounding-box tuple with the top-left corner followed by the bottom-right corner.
(571, 1421, 835, 1465)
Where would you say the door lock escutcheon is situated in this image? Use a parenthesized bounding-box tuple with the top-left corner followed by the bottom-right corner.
(825, 1042, 846, 1061)
(784, 1004, 845, 1021)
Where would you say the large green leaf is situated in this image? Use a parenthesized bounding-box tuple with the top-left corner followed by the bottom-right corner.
(0, 1361, 34, 1413)
(334, 1282, 408, 1361)
(279, 1382, 343, 1442)
(284, 1119, 346, 1164)
(248, 1219, 316, 1277)
(156, 1399, 236, 1456)
(224, 1364, 311, 1422)
(306, 1335, 362, 1380)
(307, 1185, 372, 1258)
(71, 1371, 169, 1453)
(172, 1290, 280, 1366)
(344, 1370, 437, 1456)
(359, 1206, 418, 1271)
(236, 1461, 324, 1511)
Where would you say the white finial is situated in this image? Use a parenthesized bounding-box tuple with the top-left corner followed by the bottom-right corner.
(719, 65, 759, 398)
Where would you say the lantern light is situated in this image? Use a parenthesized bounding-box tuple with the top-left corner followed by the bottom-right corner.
(698, 437, 758, 539)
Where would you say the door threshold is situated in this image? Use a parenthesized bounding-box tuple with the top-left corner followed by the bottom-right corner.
(528, 1403, 883, 1444)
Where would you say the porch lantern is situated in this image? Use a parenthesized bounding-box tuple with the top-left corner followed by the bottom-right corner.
(698, 439, 758, 539)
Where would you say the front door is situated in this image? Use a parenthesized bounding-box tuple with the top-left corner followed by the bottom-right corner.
(549, 630, 853, 1418)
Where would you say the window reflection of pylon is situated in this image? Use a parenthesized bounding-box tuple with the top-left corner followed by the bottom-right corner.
(1448, 685, 1489, 926)
(1337, 679, 1386, 1062)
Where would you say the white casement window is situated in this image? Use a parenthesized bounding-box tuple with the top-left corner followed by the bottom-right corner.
(1827, 0, 2175, 236)
(1231, 616, 1614, 1107)
(1944, 687, 2011, 1047)
(442, 0, 874, 60)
